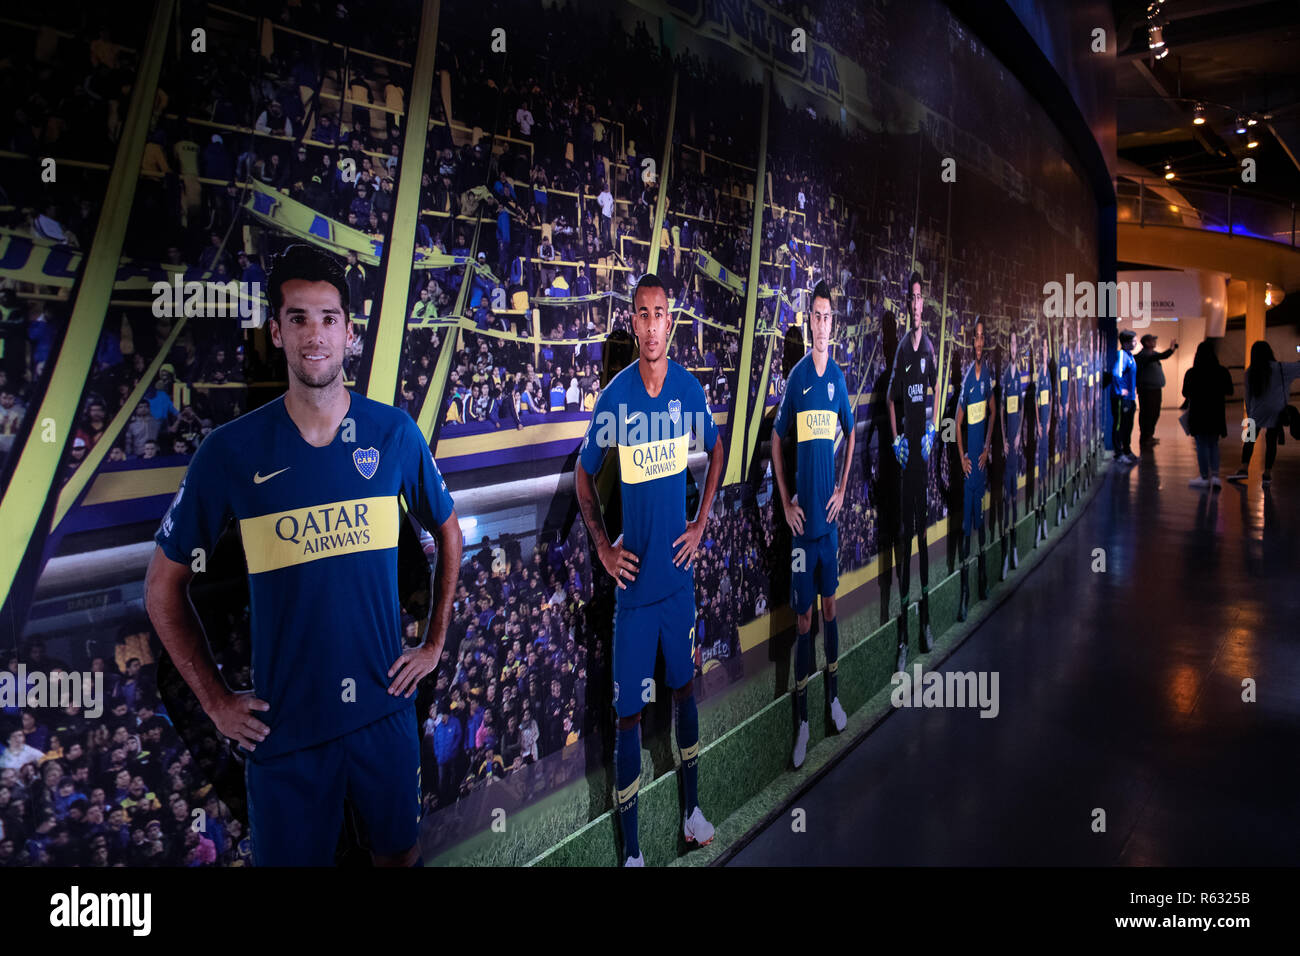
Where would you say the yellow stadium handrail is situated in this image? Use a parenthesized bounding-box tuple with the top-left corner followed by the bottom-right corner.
(680, 143, 757, 174)
(317, 90, 406, 118)
(161, 114, 395, 164)
(207, 3, 413, 67)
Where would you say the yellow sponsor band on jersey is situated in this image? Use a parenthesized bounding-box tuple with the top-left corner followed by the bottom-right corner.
(1039, 388, 1051, 406)
(1005, 394, 1020, 415)
(1076, 365, 1085, 380)
(796, 409, 837, 442)
(617, 777, 640, 804)
(1060, 366, 1069, 381)
(240, 495, 398, 574)
(1088, 373, 1095, 386)
(617, 433, 689, 484)
(966, 399, 987, 425)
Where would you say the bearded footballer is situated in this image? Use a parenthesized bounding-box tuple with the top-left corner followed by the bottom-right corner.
(145, 244, 463, 867)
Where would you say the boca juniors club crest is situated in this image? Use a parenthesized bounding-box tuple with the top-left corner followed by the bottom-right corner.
(920, 357, 926, 374)
(668, 398, 681, 424)
(353, 446, 380, 479)
(828, 382, 835, 401)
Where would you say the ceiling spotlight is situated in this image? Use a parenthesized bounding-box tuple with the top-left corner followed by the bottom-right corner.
(1193, 103, 1206, 125)
(1247, 136, 1259, 149)
(1164, 163, 1175, 180)
(1148, 22, 1165, 50)
(1155, 45, 1170, 60)
(1247, 116, 1258, 127)
(1235, 115, 1248, 134)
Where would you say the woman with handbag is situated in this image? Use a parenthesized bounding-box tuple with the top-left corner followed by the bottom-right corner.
(1226, 340, 1300, 486)
(1181, 339, 1233, 489)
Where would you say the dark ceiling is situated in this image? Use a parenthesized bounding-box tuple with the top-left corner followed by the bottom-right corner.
(1113, 0, 1300, 201)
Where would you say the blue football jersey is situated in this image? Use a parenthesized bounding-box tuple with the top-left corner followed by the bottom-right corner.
(1036, 368, 1053, 426)
(773, 353, 853, 539)
(960, 358, 994, 459)
(1001, 360, 1023, 438)
(578, 360, 718, 608)
(155, 392, 456, 761)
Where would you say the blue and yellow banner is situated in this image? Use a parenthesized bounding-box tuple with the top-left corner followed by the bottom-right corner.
(673, 306, 739, 334)
(533, 291, 632, 306)
(242, 181, 472, 270)
(243, 180, 386, 264)
(0, 233, 184, 291)
(694, 250, 747, 296)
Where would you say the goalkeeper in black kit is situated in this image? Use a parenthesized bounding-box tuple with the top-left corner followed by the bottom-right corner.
(887, 272, 943, 672)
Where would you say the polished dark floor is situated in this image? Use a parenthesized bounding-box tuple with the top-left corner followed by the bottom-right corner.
(730, 415, 1300, 865)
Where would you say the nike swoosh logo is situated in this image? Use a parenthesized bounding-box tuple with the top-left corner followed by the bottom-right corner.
(253, 467, 290, 484)
(802, 385, 813, 394)
(623, 412, 643, 427)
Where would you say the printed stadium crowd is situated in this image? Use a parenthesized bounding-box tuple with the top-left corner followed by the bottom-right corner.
(1, 636, 252, 866)
(0, 8, 148, 479)
(428, 5, 669, 430)
(0, 0, 1101, 867)
(416, 523, 598, 810)
(0, 2, 419, 482)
